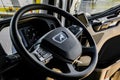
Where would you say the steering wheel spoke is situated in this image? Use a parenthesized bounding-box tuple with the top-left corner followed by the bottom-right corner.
(66, 63, 77, 73)
(82, 46, 95, 57)
(82, 46, 95, 55)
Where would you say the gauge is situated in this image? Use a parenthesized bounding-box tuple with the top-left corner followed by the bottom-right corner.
(19, 25, 40, 48)
(25, 26, 40, 46)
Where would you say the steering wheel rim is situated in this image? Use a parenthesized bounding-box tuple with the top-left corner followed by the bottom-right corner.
(10, 4, 98, 79)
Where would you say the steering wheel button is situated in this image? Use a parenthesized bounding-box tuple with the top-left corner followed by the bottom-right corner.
(39, 50, 46, 56)
(43, 53, 52, 58)
(34, 51, 40, 57)
(36, 48, 43, 53)
(33, 52, 44, 61)
(39, 57, 45, 61)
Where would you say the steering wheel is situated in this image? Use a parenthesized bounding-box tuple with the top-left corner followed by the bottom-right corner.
(10, 4, 98, 80)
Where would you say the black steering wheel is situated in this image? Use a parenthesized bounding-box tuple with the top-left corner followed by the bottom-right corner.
(10, 4, 98, 80)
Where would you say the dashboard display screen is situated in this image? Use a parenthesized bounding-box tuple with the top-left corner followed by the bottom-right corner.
(19, 19, 51, 48)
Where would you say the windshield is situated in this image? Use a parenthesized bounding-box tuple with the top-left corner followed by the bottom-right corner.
(0, 0, 120, 19)
(79, 0, 120, 14)
(0, 0, 38, 19)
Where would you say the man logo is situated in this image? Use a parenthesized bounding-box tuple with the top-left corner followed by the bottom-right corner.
(52, 32, 68, 43)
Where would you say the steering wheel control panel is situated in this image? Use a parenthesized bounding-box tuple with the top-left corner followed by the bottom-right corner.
(32, 45, 53, 64)
(68, 25, 83, 37)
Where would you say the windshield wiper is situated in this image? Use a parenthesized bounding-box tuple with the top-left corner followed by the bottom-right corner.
(88, 4, 120, 21)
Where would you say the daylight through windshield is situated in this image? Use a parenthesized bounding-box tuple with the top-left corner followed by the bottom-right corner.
(0, 0, 120, 19)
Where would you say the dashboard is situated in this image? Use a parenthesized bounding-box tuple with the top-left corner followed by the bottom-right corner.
(0, 14, 61, 55)
(0, 15, 84, 56)
(0, 13, 120, 69)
